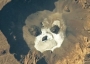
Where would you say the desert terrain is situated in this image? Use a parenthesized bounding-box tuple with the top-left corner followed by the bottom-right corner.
(0, 0, 90, 64)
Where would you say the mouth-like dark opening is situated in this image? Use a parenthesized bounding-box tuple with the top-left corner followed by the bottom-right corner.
(42, 36, 48, 41)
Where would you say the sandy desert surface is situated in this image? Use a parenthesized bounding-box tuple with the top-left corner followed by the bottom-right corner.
(0, 0, 90, 64)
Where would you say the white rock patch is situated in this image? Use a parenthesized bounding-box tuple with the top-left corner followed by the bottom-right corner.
(34, 20, 65, 53)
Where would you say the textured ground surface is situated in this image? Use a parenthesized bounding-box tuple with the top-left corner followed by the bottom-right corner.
(0, 31, 20, 64)
(0, 0, 90, 64)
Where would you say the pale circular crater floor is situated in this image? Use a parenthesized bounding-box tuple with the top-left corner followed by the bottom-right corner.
(23, 11, 66, 53)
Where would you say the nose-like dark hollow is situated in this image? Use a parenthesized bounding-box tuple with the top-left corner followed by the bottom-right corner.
(42, 36, 47, 41)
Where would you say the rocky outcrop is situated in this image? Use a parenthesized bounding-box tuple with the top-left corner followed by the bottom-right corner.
(0, 0, 11, 10)
(0, 31, 20, 64)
